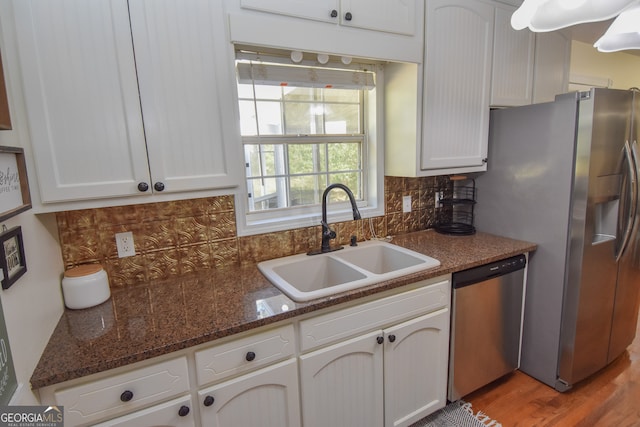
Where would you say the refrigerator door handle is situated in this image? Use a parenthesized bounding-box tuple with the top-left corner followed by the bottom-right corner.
(631, 140, 640, 264)
(615, 140, 638, 262)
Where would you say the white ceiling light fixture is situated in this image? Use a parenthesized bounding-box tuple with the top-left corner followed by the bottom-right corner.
(511, 0, 640, 52)
(512, 0, 638, 31)
(290, 50, 303, 63)
(317, 53, 329, 64)
(594, 4, 640, 52)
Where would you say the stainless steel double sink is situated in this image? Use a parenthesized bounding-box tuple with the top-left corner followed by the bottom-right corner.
(258, 240, 440, 302)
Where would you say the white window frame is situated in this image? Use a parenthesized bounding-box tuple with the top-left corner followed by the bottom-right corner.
(235, 59, 385, 237)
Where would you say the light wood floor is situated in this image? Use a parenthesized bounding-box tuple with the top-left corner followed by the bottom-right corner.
(466, 316, 640, 427)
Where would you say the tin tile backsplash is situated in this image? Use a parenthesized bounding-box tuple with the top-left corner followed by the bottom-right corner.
(56, 176, 452, 288)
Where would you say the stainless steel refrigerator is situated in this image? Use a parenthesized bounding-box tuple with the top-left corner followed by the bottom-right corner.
(474, 88, 640, 391)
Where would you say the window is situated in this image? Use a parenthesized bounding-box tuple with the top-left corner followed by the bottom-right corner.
(235, 53, 384, 235)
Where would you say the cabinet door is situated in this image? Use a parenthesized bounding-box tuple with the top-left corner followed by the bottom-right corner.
(533, 31, 571, 103)
(490, 4, 535, 106)
(199, 359, 300, 427)
(129, 0, 241, 194)
(299, 330, 384, 427)
(92, 396, 195, 427)
(384, 308, 450, 427)
(240, 0, 338, 23)
(422, 0, 493, 171)
(342, 0, 416, 35)
(13, 0, 151, 203)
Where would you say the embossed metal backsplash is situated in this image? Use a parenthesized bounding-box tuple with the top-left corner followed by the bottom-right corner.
(56, 177, 450, 288)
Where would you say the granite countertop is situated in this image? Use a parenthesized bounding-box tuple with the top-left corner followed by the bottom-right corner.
(30, 230, 536, 389)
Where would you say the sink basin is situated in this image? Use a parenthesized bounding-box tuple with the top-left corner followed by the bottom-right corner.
(272, 256, 367, 293)
(331, 243, 429, 274)
(258, 240, 440, 302)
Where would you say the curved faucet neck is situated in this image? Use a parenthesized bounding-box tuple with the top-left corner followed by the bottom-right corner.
(321, 183, 362, 223)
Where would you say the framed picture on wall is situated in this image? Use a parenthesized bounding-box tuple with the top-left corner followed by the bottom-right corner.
(0, 226, 26, 290)
(0, 147, 31, 222)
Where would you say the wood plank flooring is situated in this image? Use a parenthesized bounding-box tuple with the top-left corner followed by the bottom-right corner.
(466, 316, 640, 426)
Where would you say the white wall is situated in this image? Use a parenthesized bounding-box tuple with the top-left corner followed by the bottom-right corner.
(570, 40, 640, 90)
(0, 0, 65, 404)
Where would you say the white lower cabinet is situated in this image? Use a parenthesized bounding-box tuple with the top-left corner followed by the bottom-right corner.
(384, 309, 450, 427)
(299, 277, 451, 427)
(300, 309, 450, 427)
(40, 356, 190, 427)
(92, 396, 195, 427)
(198, 359, 300, 427)
(300, 330, 385, 427)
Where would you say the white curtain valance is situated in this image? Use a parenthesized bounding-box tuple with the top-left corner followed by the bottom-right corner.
(237, 62, 375, 90)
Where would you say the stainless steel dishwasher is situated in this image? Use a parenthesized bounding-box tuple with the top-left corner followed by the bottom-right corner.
(448, 254, 527, 401)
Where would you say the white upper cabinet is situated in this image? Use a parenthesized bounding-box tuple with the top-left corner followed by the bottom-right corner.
(240, 0, 339, 25)
(240, 0, 416, 35)
(491, 3, 570, 106)
(227, 0, 424, 63)
(533, 30, 571, 103)
(490, 4, 535, 107)
(13, 0, 240, 205)
(340, 0, 417, 36)
(385, 0, 569, 177)
(129, 0, 241, 194)
(13, 0, 150, 203)
(421, 0, 493, 172)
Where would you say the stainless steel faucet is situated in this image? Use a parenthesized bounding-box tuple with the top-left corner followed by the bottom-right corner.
(308, 183, 362, 255)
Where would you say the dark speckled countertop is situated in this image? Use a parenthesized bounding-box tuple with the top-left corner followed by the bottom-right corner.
(30, 230, 536, 389)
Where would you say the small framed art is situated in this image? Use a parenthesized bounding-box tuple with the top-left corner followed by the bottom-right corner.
(0, 146, 31, 222)
(0, 226, 26, 290)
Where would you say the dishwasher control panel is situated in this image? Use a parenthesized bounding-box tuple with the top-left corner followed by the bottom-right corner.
(452, 254, 526, 288)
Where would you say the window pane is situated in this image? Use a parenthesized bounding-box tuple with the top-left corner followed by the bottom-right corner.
(283, 87, 317, 101)
(254, 85, 282, 100)
(324, 88, 360, 103)
(284, 103, 324, 135)
(237, 83, 255, 99)
(244, 145, 261, 177)
(247, 176, 287, 210)
(328, 142, 361, 171)
(289, 144, 316, 174)
(245, 144, 284, 177)
(328, 172, 361, 200)
(290, 175, 322, 206)
(239, 100, 257, 136)
(325, 104, 360, 134)
(256, 101, 283, 135)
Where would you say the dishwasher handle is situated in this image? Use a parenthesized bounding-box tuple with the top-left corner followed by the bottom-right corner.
(452, 254, 526, 289)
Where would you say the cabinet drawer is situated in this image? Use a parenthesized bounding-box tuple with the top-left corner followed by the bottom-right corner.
(55, 356, 190, 426)
(195, 324, 295, 386)
(93, 395, 195, 427)
(299, 278, 450, 352)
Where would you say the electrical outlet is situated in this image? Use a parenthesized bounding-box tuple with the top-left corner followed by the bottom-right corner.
(402, 195, 412, 213)
(435, 191, 443, 208)
(115, 231, 136, 258)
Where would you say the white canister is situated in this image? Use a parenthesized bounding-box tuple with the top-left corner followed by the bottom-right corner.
(62, 264, 111, 310)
